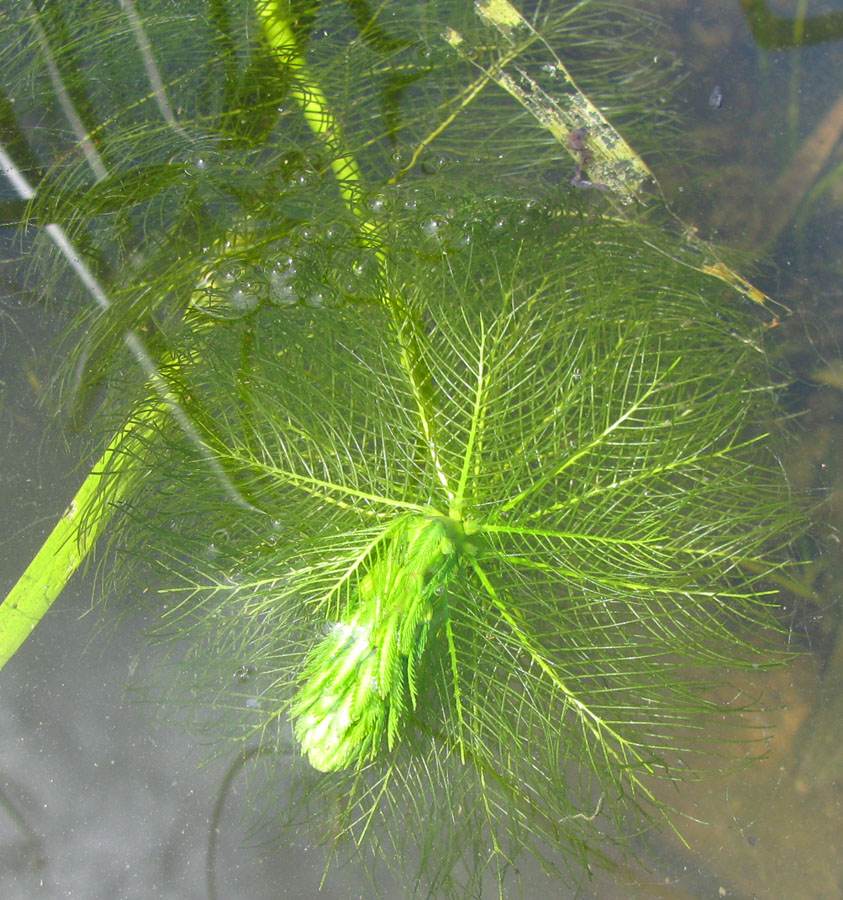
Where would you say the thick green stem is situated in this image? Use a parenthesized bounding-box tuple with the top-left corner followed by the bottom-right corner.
(254, 0, 369, 229)
(0, 401, 165, 669)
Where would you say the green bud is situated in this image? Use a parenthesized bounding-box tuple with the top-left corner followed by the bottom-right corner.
(291, 514, 463, 771)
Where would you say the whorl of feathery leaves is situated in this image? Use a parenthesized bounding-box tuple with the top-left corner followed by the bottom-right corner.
(0, 0, 802, 896)
(113, 205, 797, 893)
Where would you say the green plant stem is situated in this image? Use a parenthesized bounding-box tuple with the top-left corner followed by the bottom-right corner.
(256, 0, 446, 487)
(0, 400, 165, 669)
(254, 0, 369, 231)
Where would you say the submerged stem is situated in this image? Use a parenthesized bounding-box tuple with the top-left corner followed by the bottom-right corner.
(256, 0, 448, 495)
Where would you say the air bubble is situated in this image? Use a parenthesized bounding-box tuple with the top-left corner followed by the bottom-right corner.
(234, 665, 256, 683)
(228, 282, 260, 313)
(323, 222, 347, 244)
(367, 193, 389, 216)
(194, 264, 265, 318)
(218, 266, 241, 285)
(295, 225, 316, 244)
(179, 151, 215, 176)
(304, 282, 342, 309)
(278, 152, 321, 189)
(304, 286, 326, 308)
(420, 151, 453, 175)
(338, 253, 378, 301)
(421, 215, 446, 239)
(451, 223, 472, 250)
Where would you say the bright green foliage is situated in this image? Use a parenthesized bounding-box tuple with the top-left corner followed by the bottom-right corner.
(131, 218, 796, 893)
(291, 513, 474, 771)
(0, 0, 802, 896)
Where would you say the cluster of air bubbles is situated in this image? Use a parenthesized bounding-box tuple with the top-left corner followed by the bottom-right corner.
(266, 256, 297, 306)
(232, 663, 263, 709)
(337, 253, 380, 301)
(193, 260, 267, 319)
(389, 146, 460, 180)
(263, 246, 346, 311)
(378, 181, 556, 261)
(188, 172, 554, 319)
(421, 39, 457, 65)
(400, 187, 422, 211)
(192, 217, 387, 319)
(483, 194, 548, 236)
(418, 212, 471, 254)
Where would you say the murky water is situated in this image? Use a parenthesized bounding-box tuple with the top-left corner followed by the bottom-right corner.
(581, 2, 843, 897)
(1, 1, 841, 898)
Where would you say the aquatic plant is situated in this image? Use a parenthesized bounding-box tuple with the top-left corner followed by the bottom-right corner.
(0, 0, 800, 895)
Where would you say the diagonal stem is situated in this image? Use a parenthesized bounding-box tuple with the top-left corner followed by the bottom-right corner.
(257, 0, 451, 496)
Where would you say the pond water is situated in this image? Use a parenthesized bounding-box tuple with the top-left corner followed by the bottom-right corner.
(1, 1, 841, 898)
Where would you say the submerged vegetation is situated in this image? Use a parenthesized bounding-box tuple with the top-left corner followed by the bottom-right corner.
(0, 0, 802, 895)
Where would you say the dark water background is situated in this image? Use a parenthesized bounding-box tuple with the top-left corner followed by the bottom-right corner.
(1, 1, 841, 897)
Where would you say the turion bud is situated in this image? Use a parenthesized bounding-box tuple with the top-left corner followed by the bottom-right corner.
(291, 514, 468, 771)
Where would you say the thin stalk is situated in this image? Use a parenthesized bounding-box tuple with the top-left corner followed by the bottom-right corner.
(26, 0, 107, 180)
(256, 0, 448, 491)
